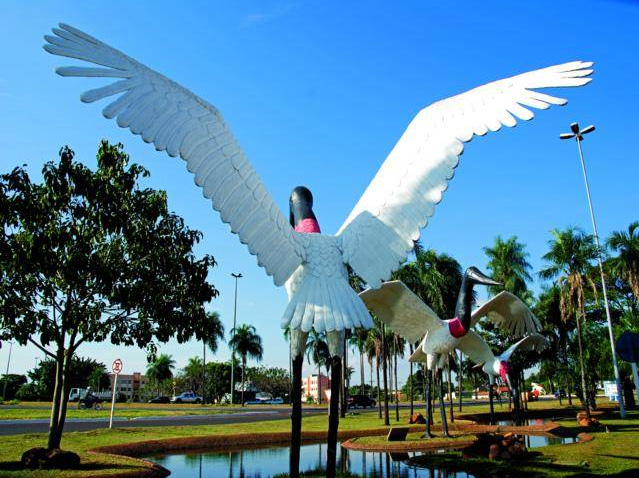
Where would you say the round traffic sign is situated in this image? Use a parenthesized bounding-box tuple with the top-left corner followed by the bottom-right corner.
(112, 358, 123, 375)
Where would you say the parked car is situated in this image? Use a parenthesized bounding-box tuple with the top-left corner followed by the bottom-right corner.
(171, 392, 203, 404)
(148, 396, 170, 404)
(348, 395, 376, 408)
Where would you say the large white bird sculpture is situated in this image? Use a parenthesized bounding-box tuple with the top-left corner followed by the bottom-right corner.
(43, 23, 591, 477)
(360, 277, 541, 436)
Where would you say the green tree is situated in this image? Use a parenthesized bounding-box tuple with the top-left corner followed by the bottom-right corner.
(26, 357, 109, 401)
(229, 324, 263, 405)
(607, 221, 639, 302)
(202, 311, 225, 403)
(146, 354, 176, 395)
(305, 331, 331, 404)
(181, 356, 204, 394)
(483, 235, 533, 301)
(540, 227, 599, 418)
(0, 374, 27, 401)
(249, 366, 291, 400)
(0, 143, 218, 450)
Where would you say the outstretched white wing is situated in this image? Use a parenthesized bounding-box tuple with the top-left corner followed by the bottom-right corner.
(338, 61, 593, 288)
(359, 280, 442, 344)
(471, 291, 541, 337)
(457, 331, 496, 367)
(44, 23, 303, 286)
(498, 333, 548, 363)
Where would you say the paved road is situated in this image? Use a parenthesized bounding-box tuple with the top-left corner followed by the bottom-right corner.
(0, 408, 325, 436)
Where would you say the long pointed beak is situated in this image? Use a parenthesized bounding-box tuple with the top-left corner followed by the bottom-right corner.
(467, 267, 501, 287)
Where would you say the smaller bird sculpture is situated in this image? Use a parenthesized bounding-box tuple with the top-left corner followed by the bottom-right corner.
(359, 273, 541, 437)
(412, 332, 548, 425)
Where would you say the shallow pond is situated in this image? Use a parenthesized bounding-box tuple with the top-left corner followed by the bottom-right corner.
(146, 442, 476, 478)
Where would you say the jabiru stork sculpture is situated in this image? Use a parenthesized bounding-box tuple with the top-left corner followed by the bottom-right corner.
(43, 23, 591, 477)
(360, 278, 541, 436)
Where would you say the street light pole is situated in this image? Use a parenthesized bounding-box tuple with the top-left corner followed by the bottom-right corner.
(230, 272, 243, 405)
(560, 122, 626, 418)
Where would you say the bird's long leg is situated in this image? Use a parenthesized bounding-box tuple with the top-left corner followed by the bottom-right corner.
(289, 330, 307, 478)
(489, 379, 495, 426)
(506, 373, 520, 426)
(326, 331, 345, 478)
(423, 366, 433, 439)
(438, 369, 450, 438)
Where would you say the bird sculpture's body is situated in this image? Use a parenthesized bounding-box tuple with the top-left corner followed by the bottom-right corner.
(44, 23, 591, 476)
(360, 277, 541, 436)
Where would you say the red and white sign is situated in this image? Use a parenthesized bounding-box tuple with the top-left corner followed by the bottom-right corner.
(112, 358, 123, 375)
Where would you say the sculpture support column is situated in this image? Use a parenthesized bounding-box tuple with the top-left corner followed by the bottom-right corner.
(326, 331, 345, 478)
(289, 330, 308, 478)
(424, 367, 433, 439)
(438, 369, 450, 437)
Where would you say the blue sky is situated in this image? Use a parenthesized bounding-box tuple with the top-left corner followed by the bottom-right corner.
(1, 1, 638, 384)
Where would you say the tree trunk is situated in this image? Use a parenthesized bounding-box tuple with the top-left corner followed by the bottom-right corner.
(575, 314, 591, 420)
(341, 336, 347, 419)
(56, 349, 73, 440)
(381, 326, 390, 426)
(290, 354, 303, 478)
(202, 342, 206, 404)
(393, 338, 399, 422)
(241, 359, 246, 407)
(409, 344, 414, 417)
(447, 358, 454, 423)
(458, 352, 463, 412)
(317, 365, 322, 405)
(326, 355, 342, 478)
(47, 348, 66, 450)
(376, 358, 382, 419)
(360, 350, 365, 396)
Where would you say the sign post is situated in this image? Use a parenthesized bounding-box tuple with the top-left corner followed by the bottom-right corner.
(616, 332, 639, 405)
(109, 358, 123, 429)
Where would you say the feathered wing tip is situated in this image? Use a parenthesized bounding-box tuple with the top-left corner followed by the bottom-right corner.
(281, 277, 373, 333)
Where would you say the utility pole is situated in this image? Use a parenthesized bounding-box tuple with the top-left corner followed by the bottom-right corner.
(230, 272, 243, 405)
(560, 122, 626, 418)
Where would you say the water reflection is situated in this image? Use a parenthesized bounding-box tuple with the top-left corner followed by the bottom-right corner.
(525, 434, 578, 448)
(147, 442, 475, 478)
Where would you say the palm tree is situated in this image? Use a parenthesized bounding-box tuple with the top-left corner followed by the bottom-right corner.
(607, 221, 639, 302)
(349, 329, 369, 395)
(202, 311, 224, 403)
(483, 235, 533, 300)
(305, 331, 331, 404)
(228, 324, 264, 406)
(364, 329, 382, 419)
(146, 354, 176, 395)
(540, 227, 598, 419)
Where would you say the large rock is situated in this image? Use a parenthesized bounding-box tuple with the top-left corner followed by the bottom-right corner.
(21, 447, 80, 470)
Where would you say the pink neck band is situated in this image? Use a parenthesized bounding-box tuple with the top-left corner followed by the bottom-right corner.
(294, 218, 321, 234)
(499, 361, 511, 381)
(447, 317, 467, 339)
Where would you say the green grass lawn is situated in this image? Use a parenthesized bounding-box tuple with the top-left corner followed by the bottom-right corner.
(1, 399, 637, 477)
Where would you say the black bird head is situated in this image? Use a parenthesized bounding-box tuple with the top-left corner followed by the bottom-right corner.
(453, 266, 502, 331)
(465, 266, 501, 287)
(289, 186, 319, 232)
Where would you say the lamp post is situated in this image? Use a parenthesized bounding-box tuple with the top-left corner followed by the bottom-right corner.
(230, 272, 243, 405)
(560, 122, 626, 418)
